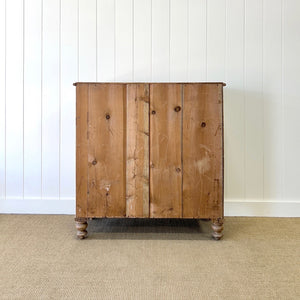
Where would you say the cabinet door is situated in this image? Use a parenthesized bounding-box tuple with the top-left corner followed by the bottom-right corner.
(76, 83, 150, 218)
(182, 84, 223, 219)
(87, 84, 127, 217)
(150, 84, 183, 218)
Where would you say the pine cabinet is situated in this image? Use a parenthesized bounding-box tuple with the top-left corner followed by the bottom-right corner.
(74, 83, 225, 239)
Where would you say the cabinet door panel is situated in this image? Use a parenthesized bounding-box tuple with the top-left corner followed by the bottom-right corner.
(88, 84, 126, 217)
(183, 84, 223, 218)
(126, 84, 150, 217)
(150, 84, 182, 218)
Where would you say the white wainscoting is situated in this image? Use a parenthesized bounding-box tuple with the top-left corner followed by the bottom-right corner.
(0, 0, 300, 216)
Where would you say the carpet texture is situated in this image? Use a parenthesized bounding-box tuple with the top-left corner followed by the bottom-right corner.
(0, 215, 299, 299)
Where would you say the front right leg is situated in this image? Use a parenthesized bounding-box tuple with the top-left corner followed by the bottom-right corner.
(75, 217, 88, 239)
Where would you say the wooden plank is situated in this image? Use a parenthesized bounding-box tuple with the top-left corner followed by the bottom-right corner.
(150, 84, 182, 218)
(244, 0, 263, 201)
(78, 0, 96, 81)
(126, 84, 150, 217)
(170, 0, 188, 81)
(76, 84, 89, 217)
(115, 0, 133, 81)
(183, 84, 223, 219)
(88, 84, 126, 217)
(60, 0, 78, 200)
(24, 0, 42, 200)
(224, 0, 245, 202)
(263, 0, 283, 201)
(97, 0, 115, 81)
(283, 0, 300, 200)
(188, 0, 207, 81)
(152, 0, 170, 81)
(207, 0, 226, 81)
(6, 0, 24, 199)
(42, 0, 60, 199)
(133, 0, 151, 81)
(0, 0, 6, 200)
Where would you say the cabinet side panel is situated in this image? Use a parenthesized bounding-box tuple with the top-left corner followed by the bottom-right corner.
(126, 84, 150, 217)
(76, 84, 89, 217)
(183, 84, 223, 218)
(88, 84, 126, 217)
(150, 84, 182, 218)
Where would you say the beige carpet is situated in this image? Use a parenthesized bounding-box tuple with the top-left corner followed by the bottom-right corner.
(0, 215, 299, 299)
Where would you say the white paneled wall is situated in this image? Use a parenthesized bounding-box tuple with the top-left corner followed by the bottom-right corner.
(0, 0, 299, 216)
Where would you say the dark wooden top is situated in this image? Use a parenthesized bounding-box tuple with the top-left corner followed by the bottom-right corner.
(73, 82, 226, 87)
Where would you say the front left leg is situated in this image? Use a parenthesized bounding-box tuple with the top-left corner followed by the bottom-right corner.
(75, 217, 88, 239)
(211, 218, 224, 240)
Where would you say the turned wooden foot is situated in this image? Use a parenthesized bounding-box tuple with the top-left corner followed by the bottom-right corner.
(211, 218, 224, 240)
(75, 218, 88, 239)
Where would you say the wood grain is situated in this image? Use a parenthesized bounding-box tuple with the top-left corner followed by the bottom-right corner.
(76, 84, 89, 217)
(88, 83, 126, 217)
(126, 84, 150, 217)
(150, 84, 182, 218)
(182, 83, 223, 219)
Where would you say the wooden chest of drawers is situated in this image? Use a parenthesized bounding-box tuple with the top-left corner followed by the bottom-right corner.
(74, 83, 225, 240)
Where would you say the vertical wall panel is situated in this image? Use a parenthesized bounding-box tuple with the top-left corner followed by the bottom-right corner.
(78, 0, 97, 81)
(283, 0, 300, 200)
(6, 0, 23, 199)
(207, 0, 226, 81)
(224, 0, 245, 201)
(0, 0, 5, 201)
(24, 0, 42, 199)
(263, 0, 283, 201)
(188, 0, 206, 81)
(152, 0, 169, 81)
(133, 0, 151, 81)
(42, 0, 60, 199)
(244, 0, 263, 201)
(170, 0, 188, 81)
(60, 0, 78, 199)
(115, 0, 133, 81)
(97, 0, 115, 81)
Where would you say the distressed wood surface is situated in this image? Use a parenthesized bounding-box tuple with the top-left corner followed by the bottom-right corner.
(126, 84, 150, 217)
(76, 83, 224, 223)
(182, 83, 223, 218)
(88, 84, 126, 217)
(150, 84, 182, 218)
(76, 84, 89, 217)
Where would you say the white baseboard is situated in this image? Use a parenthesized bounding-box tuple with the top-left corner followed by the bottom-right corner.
(224, 200, 300, 217)
(0, 198, 299, 217)
(0, 197, 75, 214)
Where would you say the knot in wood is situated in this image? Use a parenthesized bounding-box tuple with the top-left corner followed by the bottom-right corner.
(201, 122, 206, 127)
(176, 167, 181, 173)
(174, 106, 181, 112)
(92, 159, 97, 165)
(151, 110, 156, 115)
(105, 114, 110, 120)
